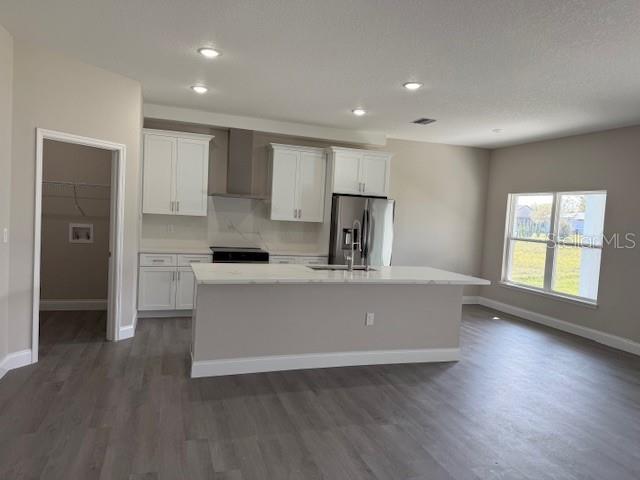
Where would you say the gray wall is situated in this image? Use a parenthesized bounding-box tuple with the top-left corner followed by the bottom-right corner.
(0, 25, 13, 362)
(41, 140, 112, 301)
(9, 41, 142, 353)
(385, 138, 490, 295)
(193, 284, 462, 361)
(480, 125, 640, 343)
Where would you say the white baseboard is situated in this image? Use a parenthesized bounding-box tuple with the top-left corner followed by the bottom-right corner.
(137, 310, 193, 318)
(474, 297, 640, 357)
(191, 347, 460, 378)
(118, 313, 137, 340)
(462, 296, 480, 304)
(0, 349, 33, 380)
(40, 299, 107, 311)
(119, 324, 135, 340)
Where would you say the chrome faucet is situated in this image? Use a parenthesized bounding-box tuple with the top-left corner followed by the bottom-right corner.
(346, 220, 361, 271)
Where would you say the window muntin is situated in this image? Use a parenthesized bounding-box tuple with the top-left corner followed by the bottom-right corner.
(503, 191, 606, 303)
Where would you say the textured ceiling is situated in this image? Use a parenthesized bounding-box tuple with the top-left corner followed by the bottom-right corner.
(1, 0, 640, 148)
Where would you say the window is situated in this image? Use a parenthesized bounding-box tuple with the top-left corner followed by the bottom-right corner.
(502, 191, 607, 304)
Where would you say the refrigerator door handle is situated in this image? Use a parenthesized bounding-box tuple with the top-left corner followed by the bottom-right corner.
(361, 204, 370, 267)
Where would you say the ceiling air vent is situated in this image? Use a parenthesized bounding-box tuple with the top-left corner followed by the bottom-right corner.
(412, 118, 437, 125)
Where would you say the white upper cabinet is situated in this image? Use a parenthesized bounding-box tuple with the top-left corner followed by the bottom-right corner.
(361, 152, 390, 196)
(332, 149, 362, 195)
(175, 138, 210, 215)
(297, 150, 326, 222)
(270, 147, 299, 221)
(143, 133, 176, 215)
(329, 147, 392, 197)
(269, 144, 327, 223)
(142, 129, 212, 216)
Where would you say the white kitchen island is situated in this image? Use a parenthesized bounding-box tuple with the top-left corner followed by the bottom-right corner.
(190, 263, 489, 378)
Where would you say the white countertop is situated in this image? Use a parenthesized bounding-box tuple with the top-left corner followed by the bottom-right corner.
(191, 263, 490, 286)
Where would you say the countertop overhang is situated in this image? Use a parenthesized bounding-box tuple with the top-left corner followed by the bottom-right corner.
(191, 263, 490, 286)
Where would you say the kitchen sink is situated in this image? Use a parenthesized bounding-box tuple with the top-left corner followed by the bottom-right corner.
(306, 265, 377, 271)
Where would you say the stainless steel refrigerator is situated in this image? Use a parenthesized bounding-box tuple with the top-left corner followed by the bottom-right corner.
(328, 194, 395, 266)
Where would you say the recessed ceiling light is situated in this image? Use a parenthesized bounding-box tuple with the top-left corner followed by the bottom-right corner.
(191, 85, 208, 94)
(403, 82, 423, 90)
(492, 128, 504, 133)
(352, 108, 366, 116)
(198, 47, 221, 58)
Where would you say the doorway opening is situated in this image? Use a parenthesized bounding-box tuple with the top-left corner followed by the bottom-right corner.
(32, 129, 127, 363)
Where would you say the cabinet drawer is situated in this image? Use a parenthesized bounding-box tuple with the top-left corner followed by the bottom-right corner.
(270, 255, 298, 264)
(177, 254, 212, 266)
(140, 253, 177, 267)
(298, 256, 328, 265)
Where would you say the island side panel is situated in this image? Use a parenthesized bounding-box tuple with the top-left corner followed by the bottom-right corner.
(192, 283, 463, 375)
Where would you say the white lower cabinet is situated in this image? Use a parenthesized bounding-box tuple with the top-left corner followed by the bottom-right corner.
(138, 253, 210, 311)
(175, 267, 196, 310)
(138, 267, 177, 310)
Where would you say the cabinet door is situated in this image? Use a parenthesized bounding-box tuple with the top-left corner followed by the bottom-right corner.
(361, 153, 389, 197)
(270, 149, 299, 221)
(138, 267, 176, 310)
(297, 151, 326, 222)
(333, 150, 363, 194)
(175, 138, 209, 216)
(143, 134, 176, 214)
(175, 267, 196, 310)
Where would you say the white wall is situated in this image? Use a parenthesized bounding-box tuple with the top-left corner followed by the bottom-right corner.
(0, 25, 13, 363)
(8, 41, 142, 353)
(481, 125, 640, 343)
(385, 138, 490, 295)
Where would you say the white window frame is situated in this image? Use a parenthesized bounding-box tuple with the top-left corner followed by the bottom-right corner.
(501, 190, 607, 307)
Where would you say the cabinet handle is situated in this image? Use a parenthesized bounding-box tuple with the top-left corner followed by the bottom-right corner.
(176, 201, 180, 212)
(177, 271, 181, 281)
(298, 208, 302, 218)
(293, 208, 297, 218)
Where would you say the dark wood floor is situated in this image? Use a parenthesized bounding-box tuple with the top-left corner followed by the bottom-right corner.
(0, 307, 639, 479)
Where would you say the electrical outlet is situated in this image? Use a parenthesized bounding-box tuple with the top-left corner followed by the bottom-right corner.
(365, 312, 375, 326)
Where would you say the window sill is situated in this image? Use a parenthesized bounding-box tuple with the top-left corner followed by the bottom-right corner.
(498, 281, 599, 309)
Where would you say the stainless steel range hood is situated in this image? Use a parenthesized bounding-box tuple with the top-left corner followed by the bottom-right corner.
(209, 128, 267, 200)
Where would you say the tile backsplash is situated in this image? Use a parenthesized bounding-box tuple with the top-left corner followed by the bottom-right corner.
(141, 196, 328, 254)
